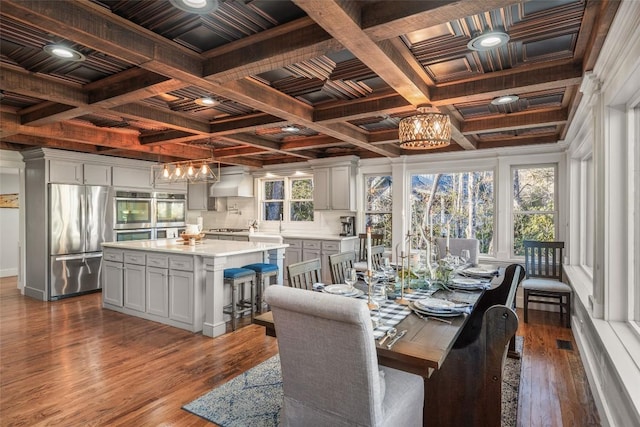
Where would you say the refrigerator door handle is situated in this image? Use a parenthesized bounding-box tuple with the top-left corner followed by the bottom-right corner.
(54, 254, 88, 262)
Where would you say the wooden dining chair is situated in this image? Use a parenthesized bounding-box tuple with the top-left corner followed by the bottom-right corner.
(286, 258, 322, 290)
(522, 240, 572, 328)
(264, 285, 424, 426)
(328, 251, 356, 284)
(357, 232, 384, 262)
(370, 244, 385, 270)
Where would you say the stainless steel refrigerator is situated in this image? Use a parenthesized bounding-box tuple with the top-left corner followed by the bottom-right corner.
(49, 184, 112, 299)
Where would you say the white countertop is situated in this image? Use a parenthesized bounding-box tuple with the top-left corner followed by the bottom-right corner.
(102, 238, 288, 257)
(204, 231, 359, 241)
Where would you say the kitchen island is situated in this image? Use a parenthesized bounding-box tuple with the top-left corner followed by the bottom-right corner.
(101, 238, 287, 337)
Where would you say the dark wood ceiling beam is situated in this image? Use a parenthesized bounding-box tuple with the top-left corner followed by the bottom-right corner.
(214, 146, 268, 158)
(462, 109, 568, 134)
(86, 69, 186, 107)
(209, 114, 286, 135)
(432, 64, 584, 105)
(280, 135, 345, 151)
(110, 104, 210, 134)
(314, 90, 411, 123)
(203, 17, 342, 83)
(219, 133, 316, 160)
(0, 66, 86, 106)
(1, 133, 106, 154)
(478, 135, 559, 149)
(361, 0, 523, 41)
(293, 0, 432, 106)
(139, 130, 202, 146)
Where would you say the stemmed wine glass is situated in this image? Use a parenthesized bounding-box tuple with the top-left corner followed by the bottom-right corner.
(459, 249, 471, 266)
(344, 268, 357, 290)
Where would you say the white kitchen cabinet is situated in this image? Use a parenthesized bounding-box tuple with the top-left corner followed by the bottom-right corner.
(112, 166, 153, 190)
(49, 160, 84, 184)
(283, 239, 302, 286)
(320, 241, 340, 284)
(124, 263, 146, 312)
(102, 260, 124, 307)
(83, 163, 111, 185)
(154, 178, 187, 191)
(169, 270, 194, 324)
(123, 251, 146, 312)
(168, 255, 194, 325)
(312, 164, 355, 210)
(187, 182, 208, 210)
(146, 267, 169, 317)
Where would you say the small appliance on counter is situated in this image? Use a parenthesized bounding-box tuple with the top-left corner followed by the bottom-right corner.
(340, 216, 356, 237)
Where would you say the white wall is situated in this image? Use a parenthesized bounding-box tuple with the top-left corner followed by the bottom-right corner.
(0, 170, 20, 277)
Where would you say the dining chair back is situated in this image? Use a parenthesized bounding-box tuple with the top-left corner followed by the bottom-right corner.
(328, 251, 356, 284)
(358, 232, 384, 262)
(522, 240, 572, 327)
(264, 285, 424, 427)
(286, 258, 322, 290)
(370, 244, 385, 270)
(435, 237, 480, 265)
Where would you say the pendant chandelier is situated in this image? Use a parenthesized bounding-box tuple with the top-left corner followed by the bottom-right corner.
(398, 105, 451, 150)
(153, 158, 220, 184)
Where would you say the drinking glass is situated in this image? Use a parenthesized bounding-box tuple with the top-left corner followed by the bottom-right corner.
(344, 268, 357, 289)
(460, 249, 471, 265)
(370, 283, 387, 327)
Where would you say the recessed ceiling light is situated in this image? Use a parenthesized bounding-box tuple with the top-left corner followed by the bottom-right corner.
(282, 125, 300, 133)
(43, 44, 85, 61)
(467, 31, 510, 51)
(491, 95, 519, 105)
(195, 96, 218, 107)
(170, 0, 219, 14)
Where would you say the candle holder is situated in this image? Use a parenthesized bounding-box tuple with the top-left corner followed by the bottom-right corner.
(396, 253, 409, 305)
(366, 270, 377, 310)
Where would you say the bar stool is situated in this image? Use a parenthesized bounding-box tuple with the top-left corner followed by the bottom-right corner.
(242, 263, 279, 313)
(222, 267, 256, 331)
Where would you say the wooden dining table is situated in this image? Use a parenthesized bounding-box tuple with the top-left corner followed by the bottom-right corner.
(253, 265, 521, 427)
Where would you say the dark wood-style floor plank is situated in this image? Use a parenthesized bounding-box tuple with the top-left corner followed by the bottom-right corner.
(0, 277, 599, 426)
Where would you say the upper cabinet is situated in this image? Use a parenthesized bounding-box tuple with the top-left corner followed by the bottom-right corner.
(187, 182, 208, 211)
(49, 159, 111, 186)
(112, 166, 153, 190)
(311, 158, 357, 211)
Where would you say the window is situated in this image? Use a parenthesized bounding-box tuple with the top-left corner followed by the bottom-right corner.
(364, 175, 392, 247)
(512, 165, 557, 256)
(261, 176, 314, 222)
(289, 177, 314, 221)
(410, 171, 494, 254)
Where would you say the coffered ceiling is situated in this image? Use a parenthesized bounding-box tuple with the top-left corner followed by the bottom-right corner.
(0, 0, 619, 168)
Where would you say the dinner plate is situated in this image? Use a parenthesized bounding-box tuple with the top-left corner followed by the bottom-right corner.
(323, 284, 363, 298)
(463, 267, 498, 277)
(450, 277, 485, 290)
(409, 301, 463, 318)
(414, 297, 456, 312)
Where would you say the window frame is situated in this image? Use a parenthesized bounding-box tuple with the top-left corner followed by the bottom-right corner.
(363, 173, 393, 248)
(259, 174, 314, 223)
(510, 163, 559, 258)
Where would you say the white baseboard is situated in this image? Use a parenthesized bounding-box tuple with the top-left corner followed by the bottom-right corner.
(0, 268, 17, 278)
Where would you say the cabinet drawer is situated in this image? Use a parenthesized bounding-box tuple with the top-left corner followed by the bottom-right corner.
(147, 254, 168, 268)
(321, 241, 340, 251)
(284, 239, 302, 249)
(169, 255, 194, 271)
(303, 240, 321, 250)
(103, 250, 123, 263)
(124, 252, 146, 265)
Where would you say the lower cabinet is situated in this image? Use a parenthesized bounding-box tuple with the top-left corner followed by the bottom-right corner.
(284, 238, 355, 285)
(103, 260, 124, 307)
(169, 269, 194, 324)
(103, 249, 199, 332)
(146, 266, 169, 317)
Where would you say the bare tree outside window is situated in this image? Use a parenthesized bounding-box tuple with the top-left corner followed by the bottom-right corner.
(410, 171, 494, 254)
(290, 178, 314, 221)
(512, 165, 556, 256)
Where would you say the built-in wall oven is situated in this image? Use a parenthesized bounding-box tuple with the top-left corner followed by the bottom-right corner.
(113, 191, 154, 230)
(154, 192, 186, 228)
(115, 228, 154, 241)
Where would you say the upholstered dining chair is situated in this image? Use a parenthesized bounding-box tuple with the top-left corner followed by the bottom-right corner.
(522, 240, 572, 328)
(286, 258, 322, 290)
(328, 251, 356, 284)
(358, 232, 384, 262)
(435, 237, 480, 265)
(264, 285, 424, 427)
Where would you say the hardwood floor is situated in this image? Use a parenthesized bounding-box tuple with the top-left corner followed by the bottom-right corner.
(0, 276, 599, 426)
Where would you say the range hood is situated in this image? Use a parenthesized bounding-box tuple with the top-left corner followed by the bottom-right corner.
(209, 172, 254, 198)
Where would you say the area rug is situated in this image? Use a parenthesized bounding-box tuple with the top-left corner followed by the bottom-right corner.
(183, 336, 523, 427)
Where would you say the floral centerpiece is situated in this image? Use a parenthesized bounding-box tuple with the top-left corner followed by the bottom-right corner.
(432, 259, 454, 285)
